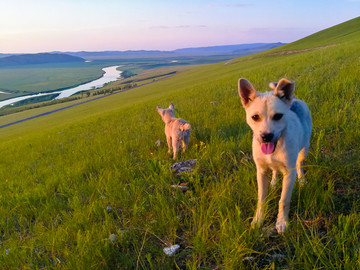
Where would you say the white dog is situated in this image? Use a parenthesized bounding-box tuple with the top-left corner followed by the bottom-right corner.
(238, 78, 312, 233)
(156, 103, 191, 159)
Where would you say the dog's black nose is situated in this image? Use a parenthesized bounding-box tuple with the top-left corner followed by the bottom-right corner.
(261, 133, 274, 142)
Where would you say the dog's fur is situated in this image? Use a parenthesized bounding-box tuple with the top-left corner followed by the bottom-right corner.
(238, 78, 312, 233)
(156, 103, 191, 159)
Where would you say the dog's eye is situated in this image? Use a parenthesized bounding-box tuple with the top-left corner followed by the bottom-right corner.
(252, 114, 260, 121)
(273, 113, 283, 121)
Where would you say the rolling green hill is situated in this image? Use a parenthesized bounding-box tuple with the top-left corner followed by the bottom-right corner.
(0, 53, 84, 67)
(0, 16, 359, 269)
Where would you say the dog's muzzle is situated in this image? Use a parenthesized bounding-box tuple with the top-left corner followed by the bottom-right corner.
(260, 133, 277, 155)
(261, 133, 274, 142)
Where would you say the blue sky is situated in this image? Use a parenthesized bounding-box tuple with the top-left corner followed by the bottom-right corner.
(0, 0, 359, 53)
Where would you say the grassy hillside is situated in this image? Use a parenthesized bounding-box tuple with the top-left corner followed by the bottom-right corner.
(0, 16, 360, 269)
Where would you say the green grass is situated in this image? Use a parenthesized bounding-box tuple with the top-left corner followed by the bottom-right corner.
(0, 62, 107, 100)
(0, 16, 359, 269)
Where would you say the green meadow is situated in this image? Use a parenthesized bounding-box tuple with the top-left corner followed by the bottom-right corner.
(0, 17, 359, 269)
(0, 62, 106, 100)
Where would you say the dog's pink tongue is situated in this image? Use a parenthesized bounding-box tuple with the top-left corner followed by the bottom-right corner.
(261, 143, 275, 154)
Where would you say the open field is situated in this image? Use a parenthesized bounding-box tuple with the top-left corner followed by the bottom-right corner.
(0, 62, 106, 100)
(0, 17, 359, 269)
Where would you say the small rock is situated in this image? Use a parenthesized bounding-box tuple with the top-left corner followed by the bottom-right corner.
(109, 234, 118, 243)
(170, 183, 189, 191)
(163, 244, 180, 256)
(170, 159, 197, 174)
(178, 167, 192, 173)
(155, 140, 162, 147)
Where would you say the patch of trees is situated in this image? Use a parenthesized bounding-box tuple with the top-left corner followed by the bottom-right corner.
(90, 83, 138, 96)
(121, 70, 137, 79)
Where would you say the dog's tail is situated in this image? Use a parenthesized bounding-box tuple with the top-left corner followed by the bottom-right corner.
(269, 82, 277, 90)
(180, 123, 191, 131)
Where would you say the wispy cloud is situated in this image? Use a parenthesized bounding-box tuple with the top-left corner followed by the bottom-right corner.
(150, 25, 207, 30)
(176, 25, 207, 29)
(202, 3, 251, 9)
(224, 4, 252, 8)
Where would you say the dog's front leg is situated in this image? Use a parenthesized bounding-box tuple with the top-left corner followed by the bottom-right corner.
(251, 167, 269, 228)
(276, 169, 296, 233)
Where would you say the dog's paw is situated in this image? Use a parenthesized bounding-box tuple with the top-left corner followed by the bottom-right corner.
(275, 218, 289, 234)
(298, 177, 307, 187)
(251, 217, 264, 229)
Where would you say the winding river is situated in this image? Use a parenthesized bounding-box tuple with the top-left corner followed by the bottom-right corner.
(0, 66, 122, 109)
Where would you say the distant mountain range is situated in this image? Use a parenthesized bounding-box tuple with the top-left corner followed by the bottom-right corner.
(0, 43, 285, 65)
(62, 43, 285, 58)
(0, 53, 84, 67)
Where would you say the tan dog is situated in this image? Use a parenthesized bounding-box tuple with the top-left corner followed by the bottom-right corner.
(156, 103, 191, 159)
(238, 78, 312, 233)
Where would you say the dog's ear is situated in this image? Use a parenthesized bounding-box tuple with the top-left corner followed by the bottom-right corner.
(169, 103, 174, 110)
(156, 106, 163, 115)
(269, 82, 277, 90)
(274, 78, 294, 105)
(238, 78, 257, 108)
